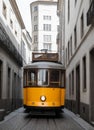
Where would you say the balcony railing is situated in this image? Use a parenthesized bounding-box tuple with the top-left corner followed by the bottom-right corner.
(87, 0, 94, 26)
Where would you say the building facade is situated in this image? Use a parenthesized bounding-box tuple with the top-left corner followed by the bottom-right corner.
(22, 30, 32, 65)
(57, 0, 65, 63)
(58, 0, 94, 124)
(30, 0, 59, 52)
(0, 0, 32, 118)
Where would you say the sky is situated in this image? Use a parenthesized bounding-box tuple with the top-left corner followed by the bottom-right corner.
(16, 0, 35, 35)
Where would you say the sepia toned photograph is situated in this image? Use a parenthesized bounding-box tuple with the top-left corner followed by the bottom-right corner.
(0, 0, 94, 130)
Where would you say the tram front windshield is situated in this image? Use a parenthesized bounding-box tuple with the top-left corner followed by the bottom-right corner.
(24, 68, 64, 87)
(38, 69, 49, 86)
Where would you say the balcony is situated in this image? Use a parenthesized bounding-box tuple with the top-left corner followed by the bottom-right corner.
(0, 23, 23, 66)
(87, 0, 94, 26)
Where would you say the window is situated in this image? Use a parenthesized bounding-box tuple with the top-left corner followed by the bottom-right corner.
(43, 24, 51, 31)
(14, 19, 19, 37)
(34, 6, 38, 12)
(34, 16, 38, 21)
(0, 60, 2, 98)
(3, 2, 7, 19)
(68, 0, 70, 22)
(74, 25, 77, 49)
(43, 35, 51, 42)
(10, 19, 13, 29)
(15, 30, 17, 36)
(83, 56, 87, 91)
(43, 15, 51, 20)
(24, 69, 63, 87)
(38, 69, 49, 86)
(81, 13, 84, 38)
(24, 69, 37, 86)
(10, 9, 14, 29)
(43, 43, 51, 51)
(75, 0, 77, 5)
(50, 70, 60, 87)
(34, 35, 38, 43)
(34, 25, 38, 31)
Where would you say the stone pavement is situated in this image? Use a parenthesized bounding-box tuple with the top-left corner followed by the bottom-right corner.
(0, 108, 93, 130)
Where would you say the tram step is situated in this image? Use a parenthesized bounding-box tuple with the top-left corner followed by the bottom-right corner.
(30, 111, 55, 116)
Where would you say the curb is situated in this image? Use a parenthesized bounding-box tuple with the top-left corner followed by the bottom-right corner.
(64, 109, 94, 130)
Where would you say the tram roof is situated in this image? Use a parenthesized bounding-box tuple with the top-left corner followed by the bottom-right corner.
(24, 61, 65, 70)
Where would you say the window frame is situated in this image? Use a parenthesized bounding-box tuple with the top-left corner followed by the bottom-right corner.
(23, 68, 64, 88)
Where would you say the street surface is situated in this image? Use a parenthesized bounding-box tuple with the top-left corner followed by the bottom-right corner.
(0, 108, 94, 130)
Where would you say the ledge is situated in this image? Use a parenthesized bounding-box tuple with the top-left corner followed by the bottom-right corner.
(0, 23, 23, 67)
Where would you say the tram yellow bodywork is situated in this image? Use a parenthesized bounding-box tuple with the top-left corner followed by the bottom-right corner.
(23, 87, 65, 108)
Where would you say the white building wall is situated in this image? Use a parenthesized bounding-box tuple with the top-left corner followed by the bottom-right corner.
(0, 0, 31, 65)
(30, 1, 59, 52)
(62, 0, 94, 122)
(0, 0, 23, 54)
(65, 0, 91, 103)
(22, 30, 32, 65)
(0, 48, 22, 98)
(57, 0, 65, 63)
(57, 0, 94, 122)
(0, 0, 25, 114)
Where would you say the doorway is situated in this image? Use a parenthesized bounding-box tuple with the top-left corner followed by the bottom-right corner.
(76, 64, 80, 114)
(90, 49, 94, 121)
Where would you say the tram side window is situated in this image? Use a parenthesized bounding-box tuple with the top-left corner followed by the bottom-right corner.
(24, 69, 37, 86)
(50, 70, 60, 87)
(61, 72, 65, 88)
(27, 69, 37, 86)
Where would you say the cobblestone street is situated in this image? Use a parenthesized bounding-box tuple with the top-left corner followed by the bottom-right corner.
(0, 108, 93, 130)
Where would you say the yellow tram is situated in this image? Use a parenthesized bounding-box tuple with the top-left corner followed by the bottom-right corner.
(23, 52, 65, 114)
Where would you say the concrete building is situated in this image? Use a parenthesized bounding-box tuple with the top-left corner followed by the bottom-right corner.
(58, 0, 94, 124)
(30, 0, 59, 52)
(57, 0, 65, 63)
(0, 0, 32, 119)
(22, 30, 32, 65)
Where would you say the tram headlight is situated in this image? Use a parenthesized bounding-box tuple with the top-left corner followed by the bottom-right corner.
(40, 96, 46, 102)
